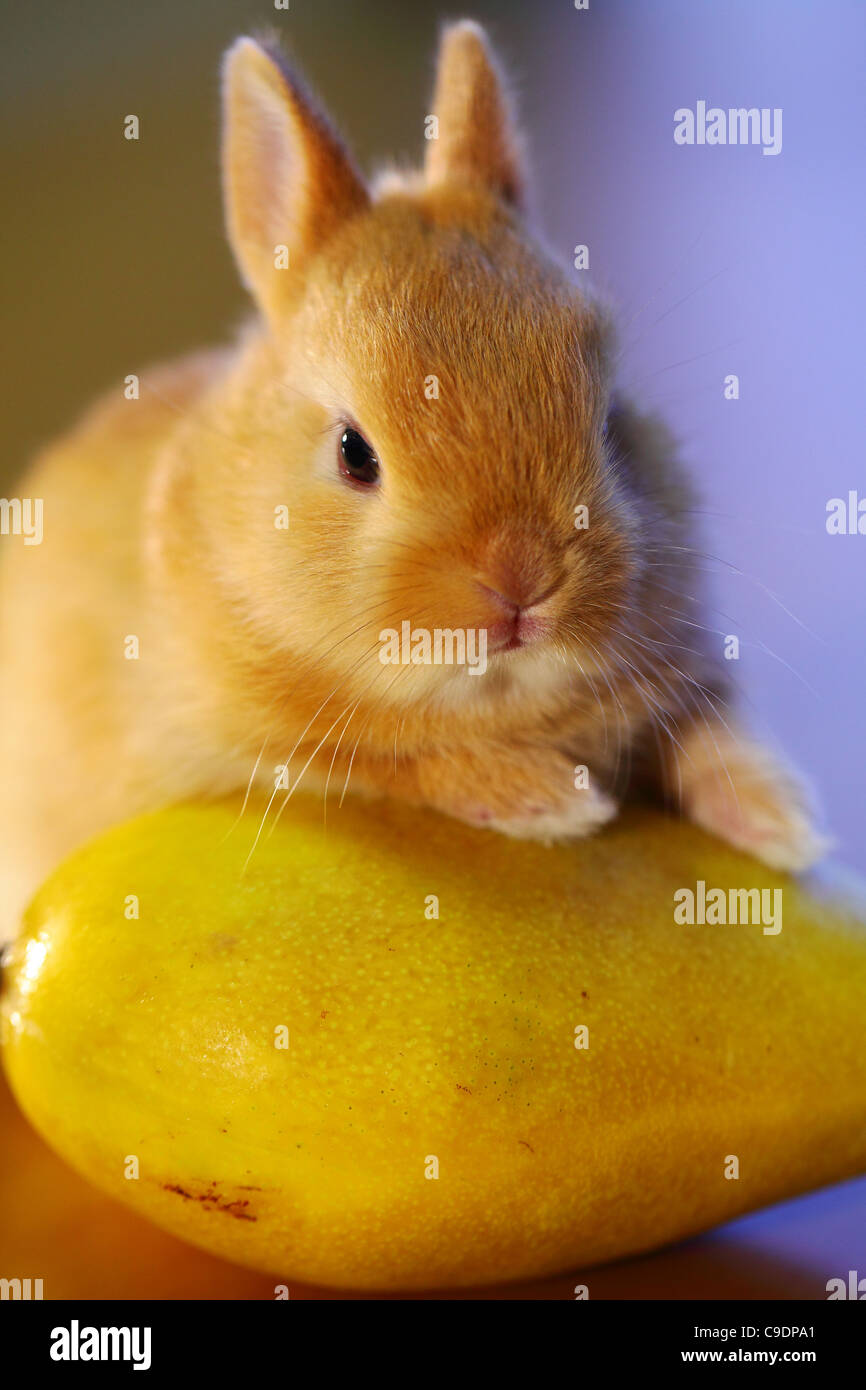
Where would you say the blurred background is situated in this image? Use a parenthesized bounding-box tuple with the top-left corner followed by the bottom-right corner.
(2, 0, 864, 1299)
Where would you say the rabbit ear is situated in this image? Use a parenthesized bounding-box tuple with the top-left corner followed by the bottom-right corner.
(425, 21, 526, 210)
(222, 37, 370, 323)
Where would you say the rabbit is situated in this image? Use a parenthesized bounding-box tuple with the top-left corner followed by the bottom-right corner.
(0, 21, 825, 941)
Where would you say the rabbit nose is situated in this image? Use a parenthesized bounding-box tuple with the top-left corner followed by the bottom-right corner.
(474, 528, 564, 612)
(475, 578, 559, 615)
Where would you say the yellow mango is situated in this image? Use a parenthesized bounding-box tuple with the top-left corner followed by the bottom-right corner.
(2, 797, 866, 1291)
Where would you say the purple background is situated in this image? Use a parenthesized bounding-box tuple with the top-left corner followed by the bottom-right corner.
(527, 0, 865, 869)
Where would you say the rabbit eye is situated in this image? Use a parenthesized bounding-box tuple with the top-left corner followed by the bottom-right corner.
(339, 427, 380, 486)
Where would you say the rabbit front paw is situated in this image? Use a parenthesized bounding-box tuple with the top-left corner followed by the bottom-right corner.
(423, 749, 617, 844)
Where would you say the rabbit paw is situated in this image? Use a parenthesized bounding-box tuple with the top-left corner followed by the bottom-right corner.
(677, 728, 829, 872)
(484, 782, 618, 842)
(427, 750, 618, 844)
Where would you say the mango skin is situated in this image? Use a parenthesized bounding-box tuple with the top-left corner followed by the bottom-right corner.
(2, 797, 866, 1291)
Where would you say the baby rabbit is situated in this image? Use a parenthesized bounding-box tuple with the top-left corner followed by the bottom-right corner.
(0, 22, 824, 939)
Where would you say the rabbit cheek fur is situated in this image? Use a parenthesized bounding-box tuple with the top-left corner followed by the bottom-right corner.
(0, 24, 826, 939)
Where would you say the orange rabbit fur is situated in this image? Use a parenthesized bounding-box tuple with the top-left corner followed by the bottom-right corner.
(0, 23, 825, 939)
